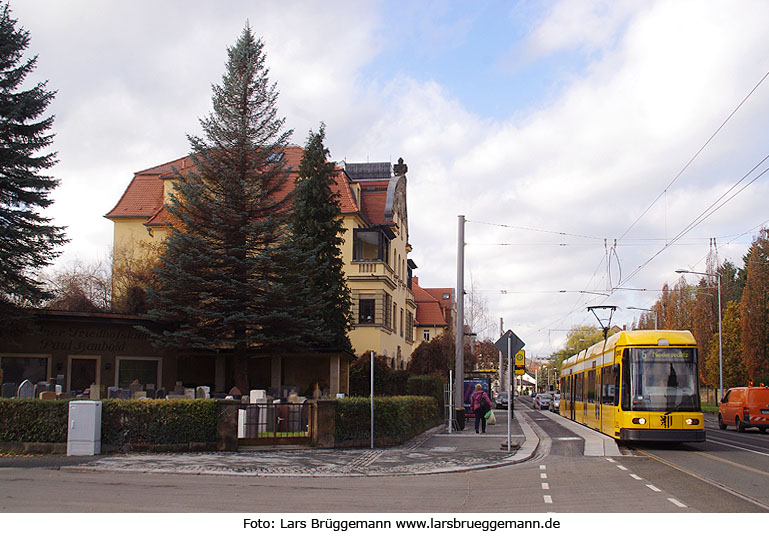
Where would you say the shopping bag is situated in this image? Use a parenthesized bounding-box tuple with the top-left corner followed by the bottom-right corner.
(486, 410, 496, 425)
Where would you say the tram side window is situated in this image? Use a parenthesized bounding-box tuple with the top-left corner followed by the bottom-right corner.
(587, 369, 596, 404)
(575, 373, 584, 402)
(602, 365, 617, 405)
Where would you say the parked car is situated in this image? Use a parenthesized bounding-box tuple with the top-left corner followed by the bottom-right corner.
(534, 392, 552, 410)
(718, 386, 769, 433)
(495, 392, 509, 409)
(550, 392, 561, 414)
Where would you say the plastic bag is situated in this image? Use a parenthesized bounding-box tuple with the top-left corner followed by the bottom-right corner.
(486, 410, 496, 425)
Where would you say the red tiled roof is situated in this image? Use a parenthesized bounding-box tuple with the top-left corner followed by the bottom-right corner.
(413, 280, 449, 326)
(105, 175, 165, 218)
(106, 146, 364, 225)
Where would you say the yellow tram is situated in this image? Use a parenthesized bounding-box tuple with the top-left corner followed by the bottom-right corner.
(559, 330, 705, 442)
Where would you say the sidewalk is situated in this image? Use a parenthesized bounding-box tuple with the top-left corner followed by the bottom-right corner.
(61, 409, 538, 478)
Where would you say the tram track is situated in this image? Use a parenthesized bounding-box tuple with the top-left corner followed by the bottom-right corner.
(635, 447, 769, 511)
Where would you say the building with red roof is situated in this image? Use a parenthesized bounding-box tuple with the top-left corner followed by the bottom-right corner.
(104, 150, 433, 396)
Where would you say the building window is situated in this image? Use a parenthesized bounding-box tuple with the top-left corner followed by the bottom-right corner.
(384, 293, 392, 329)
(359, 298, 375, 324)
(406, 311, 414, 343)
(116, 357, 160, 390)
(353, 228, 391, 263)
(400, 308, 404, 337)
(442, 293, 450, 300)
(423, 330, 430, 341)
(0, 355, 49, 385)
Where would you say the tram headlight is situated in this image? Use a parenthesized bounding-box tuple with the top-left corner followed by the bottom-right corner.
(685, 418, 699, 425)
(632, 418, 646, 425)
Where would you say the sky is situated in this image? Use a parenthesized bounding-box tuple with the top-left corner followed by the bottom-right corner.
(11, 0, 769, 358)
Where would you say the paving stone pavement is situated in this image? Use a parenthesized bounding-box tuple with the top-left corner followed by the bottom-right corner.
(63, 409, 539, 478)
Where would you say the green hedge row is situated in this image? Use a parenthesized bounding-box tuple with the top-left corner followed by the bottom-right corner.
(0, 399, 69, 442)
(334, 396, 441, 446)
(102, 399, 217, 448)
(0, 399, 217, 448)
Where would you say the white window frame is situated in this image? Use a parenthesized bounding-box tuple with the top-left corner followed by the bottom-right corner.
(66, 355, 101, 392)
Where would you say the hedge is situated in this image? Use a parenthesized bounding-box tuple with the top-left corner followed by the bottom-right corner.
(101, 399, 217, 449)
(0, 399, 69, 442)
(0, 399, 217, 450)
(334, 396, 441, 447)
(406, 375, 444, 406)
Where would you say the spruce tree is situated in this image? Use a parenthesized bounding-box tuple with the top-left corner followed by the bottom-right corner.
(291, 125, 353, 351)
(0, 3, 66, 316)
(146, 26, 308, 393)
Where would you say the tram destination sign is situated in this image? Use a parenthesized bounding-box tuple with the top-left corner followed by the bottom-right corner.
(495, 330, 525, 358)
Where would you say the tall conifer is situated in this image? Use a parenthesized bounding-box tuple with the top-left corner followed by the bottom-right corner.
(0, 3, 66, 317)
(291, 125, 353, 351)
(146, 27, 306, 393)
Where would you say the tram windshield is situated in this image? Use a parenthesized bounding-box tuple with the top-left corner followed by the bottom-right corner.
(628, 348, 700, 412)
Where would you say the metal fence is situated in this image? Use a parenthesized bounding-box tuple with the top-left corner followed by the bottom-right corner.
(237, 402, 314, 446)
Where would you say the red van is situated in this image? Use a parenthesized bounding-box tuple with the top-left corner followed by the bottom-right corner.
(718, 386, 769, 432)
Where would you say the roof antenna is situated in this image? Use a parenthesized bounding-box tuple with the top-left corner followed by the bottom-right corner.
(587, 305, 617, 340)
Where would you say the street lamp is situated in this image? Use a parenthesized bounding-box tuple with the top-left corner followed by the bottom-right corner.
(627, 306, 658, 329)
(676, 269, 722, 401)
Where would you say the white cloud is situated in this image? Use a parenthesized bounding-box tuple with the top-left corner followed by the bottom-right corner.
(10, 0, 769, 356)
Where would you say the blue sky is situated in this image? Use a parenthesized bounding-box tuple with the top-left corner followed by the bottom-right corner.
(11, 0, 769, 357)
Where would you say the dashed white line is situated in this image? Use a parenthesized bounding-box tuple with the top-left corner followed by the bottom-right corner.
(630, 473, 643, 480)
(668, 498, 687, 508)
(540, 465, 547, 470)
(543, 495, 553, 504)
(616, 465, 628, 471)
(606, 457, 615, 463)
(646, 484, 662, 492)
(540, 473, 547, 479)
(542, 483, 550, 490)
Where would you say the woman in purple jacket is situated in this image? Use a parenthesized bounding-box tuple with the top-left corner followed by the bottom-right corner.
(470, 383, 492, 434)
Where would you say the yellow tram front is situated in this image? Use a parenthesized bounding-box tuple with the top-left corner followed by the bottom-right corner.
(560, 330, 705, 442)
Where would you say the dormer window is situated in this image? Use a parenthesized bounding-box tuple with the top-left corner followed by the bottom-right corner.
(266, 151, 284, 163)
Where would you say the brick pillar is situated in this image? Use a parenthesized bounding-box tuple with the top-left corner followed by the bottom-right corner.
(216, 400, 240, 451)
(311, 400, 337, 448)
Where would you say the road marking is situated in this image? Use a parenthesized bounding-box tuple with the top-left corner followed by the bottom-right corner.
(694, 450, 769, 477)
(646, 484, 661, 492)
(554, 437, 581, 441)
(668, 498, 687, 508)
(543, 495, 553, 504)
(542, 483, 550, 490)
(630, 473, 643, 480)
(605, 457, 615, 463)
(540, 465, 546, 470)
(540, 473, 547, 479)
(616, 465, 628, 471)
(707, 438, 769, 457)
(638, 448, 769, 512)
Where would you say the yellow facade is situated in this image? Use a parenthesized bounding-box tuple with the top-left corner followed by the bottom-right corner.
(106, 155, 420, 367)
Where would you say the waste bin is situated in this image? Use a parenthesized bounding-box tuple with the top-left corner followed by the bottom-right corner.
(67, 400, 102, 456)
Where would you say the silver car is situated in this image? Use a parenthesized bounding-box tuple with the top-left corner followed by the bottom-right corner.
(534, 392, 552, 410)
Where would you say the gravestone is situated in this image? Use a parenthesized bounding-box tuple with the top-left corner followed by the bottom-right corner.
(2, 382, 18, 398)
(107, 387, 119, 399)
(119, 389, 131, 400)
(39, 391, 56, 400)
(34, 382, 50, 398)
(196, 386, 210, 399)
(184, 388, 195, 399)
(56, 374, 65, 387)
(155, 387, 166, 399)
(132, 391, 147, 399)
(17, 379, 34, 399)
(145, 388, 156, 399)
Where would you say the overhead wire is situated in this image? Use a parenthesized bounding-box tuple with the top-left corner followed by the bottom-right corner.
(617, 68, 769, 242)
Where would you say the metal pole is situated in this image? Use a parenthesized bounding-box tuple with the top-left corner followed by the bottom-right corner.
(499, 318, 504, 395)
(454, 215, 465, 420)
(717, 273, 723, 402)
(370, 351, 374, 449)
(448, 370, 453, 434)
(507, 336, 512, 453)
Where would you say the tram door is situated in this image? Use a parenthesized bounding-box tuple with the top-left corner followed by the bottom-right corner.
(569, 375, 575, 420)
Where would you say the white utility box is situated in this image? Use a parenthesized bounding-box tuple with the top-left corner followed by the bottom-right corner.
(67, 400, 102, 456)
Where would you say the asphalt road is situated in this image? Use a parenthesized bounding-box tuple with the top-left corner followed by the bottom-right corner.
(1, 400, 766, 515)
